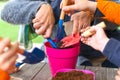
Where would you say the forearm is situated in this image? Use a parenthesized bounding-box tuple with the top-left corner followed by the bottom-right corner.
(97, 1, 120, 25)
(1, 0, 47, 24)
(88, 1, 97, 14)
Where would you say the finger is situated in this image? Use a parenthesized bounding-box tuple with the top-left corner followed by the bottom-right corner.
(81, 37, 88, 43)
(33, 19, 46, 29)
(88, 26, 96, 34)
(86, 21, 91, 27)
(7, 54, 18, 70)
(82, 23, 88, 29)
(67, 11, 73, 16)
(63, 5, 78, 12)
(78, 21, 84, 30)
(60, 1, 63, 9)
(4, 42, 19, 60)
(9, 54, 18, 64)
(2, 54, 18, 73)
(70, 14, 74, 21)
(32, 18, 39, 23)
(81, 26, 91, 32)
(42, 25, 52, 38)
(7, 66, 19, 74)
(72, 19, 79, 34)
(0, 38, 11, 53)
(35, 22, 48, 35)
(33, 22, 42, 29)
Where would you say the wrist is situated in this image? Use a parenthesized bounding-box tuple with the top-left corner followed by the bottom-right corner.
(88, 1, 97, 13)
(37, 3, 48, 11)
(98, 38, 109, 52)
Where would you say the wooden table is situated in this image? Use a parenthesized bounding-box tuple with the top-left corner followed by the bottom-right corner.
(11, 62, 118, 80)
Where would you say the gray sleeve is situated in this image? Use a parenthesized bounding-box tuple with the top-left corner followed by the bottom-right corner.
(1, 0, 47, 24)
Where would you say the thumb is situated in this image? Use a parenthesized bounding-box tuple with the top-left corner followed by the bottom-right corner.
(60, 1, 63, 9)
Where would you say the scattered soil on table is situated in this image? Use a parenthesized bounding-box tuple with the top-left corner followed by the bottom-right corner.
(51, 70, 94, 80)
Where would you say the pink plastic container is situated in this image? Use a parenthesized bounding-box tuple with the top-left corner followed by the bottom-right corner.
(45, 42, 80, 76)
(54, 69, 95, 80)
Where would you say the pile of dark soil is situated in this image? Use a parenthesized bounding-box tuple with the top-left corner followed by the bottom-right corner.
(51, 70, 94, 80)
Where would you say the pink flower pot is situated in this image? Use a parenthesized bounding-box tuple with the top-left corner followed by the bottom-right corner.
(45, 42, 80, 76)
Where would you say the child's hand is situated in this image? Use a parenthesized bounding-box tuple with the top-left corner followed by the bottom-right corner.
(32, 4, 55, 38)
(60, 0, 74, 16)
(71, 11, 93, 34)
(115, 69, 120, 80)
(81, 25, 109, 52)
(0, 38, 18, 74)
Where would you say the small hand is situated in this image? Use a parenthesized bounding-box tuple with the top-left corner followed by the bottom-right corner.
(81, 25, 109, 52)
(71, 11, 93, 34)
(32, 4, 55, 38)
(0, 38, 19, 74)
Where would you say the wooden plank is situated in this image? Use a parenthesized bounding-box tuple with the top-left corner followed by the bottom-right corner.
(32, 63, 52, 80)
(76, 65, 86, 69)
(107, 68, 118, 80)
(11, 62, 118, 80)
(85, 66, 107, 80)
(11, 62, 46, 80)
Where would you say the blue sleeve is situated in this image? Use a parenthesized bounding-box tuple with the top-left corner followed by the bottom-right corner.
(103, 38, 120, 67)
(51, 0, 61, 24)
(51, 0, 70, 24)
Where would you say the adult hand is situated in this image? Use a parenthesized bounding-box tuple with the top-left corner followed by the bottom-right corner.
(62, 0, 97, 14)
(81, 25, 109, 52)
(0, 38, 19, 74)
(71, 11, 93, 34)
(32, 4, 55, 38)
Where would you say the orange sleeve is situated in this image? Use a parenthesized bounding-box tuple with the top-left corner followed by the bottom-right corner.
(97, 1, 120, 25)
(0, 69, 10, 80)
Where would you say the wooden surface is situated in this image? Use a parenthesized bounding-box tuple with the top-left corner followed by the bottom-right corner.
(11, 62, 118, 80)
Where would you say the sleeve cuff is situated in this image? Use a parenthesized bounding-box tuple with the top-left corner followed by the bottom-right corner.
(0, 69, 10, 80)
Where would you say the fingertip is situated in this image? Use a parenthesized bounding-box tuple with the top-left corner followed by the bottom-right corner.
(35, 29, 41, 35)
(42, 32, 51, 39)
(60, 2, 63, 9)
(44, 29, 52, 39)
(14, 42, 19, 48)
(32, 18, 38, 23)
(32, 19, 35, 23)
(4, 38, 11, 42)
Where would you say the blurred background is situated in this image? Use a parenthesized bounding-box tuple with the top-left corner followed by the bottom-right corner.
(0, 0, 43, 43)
